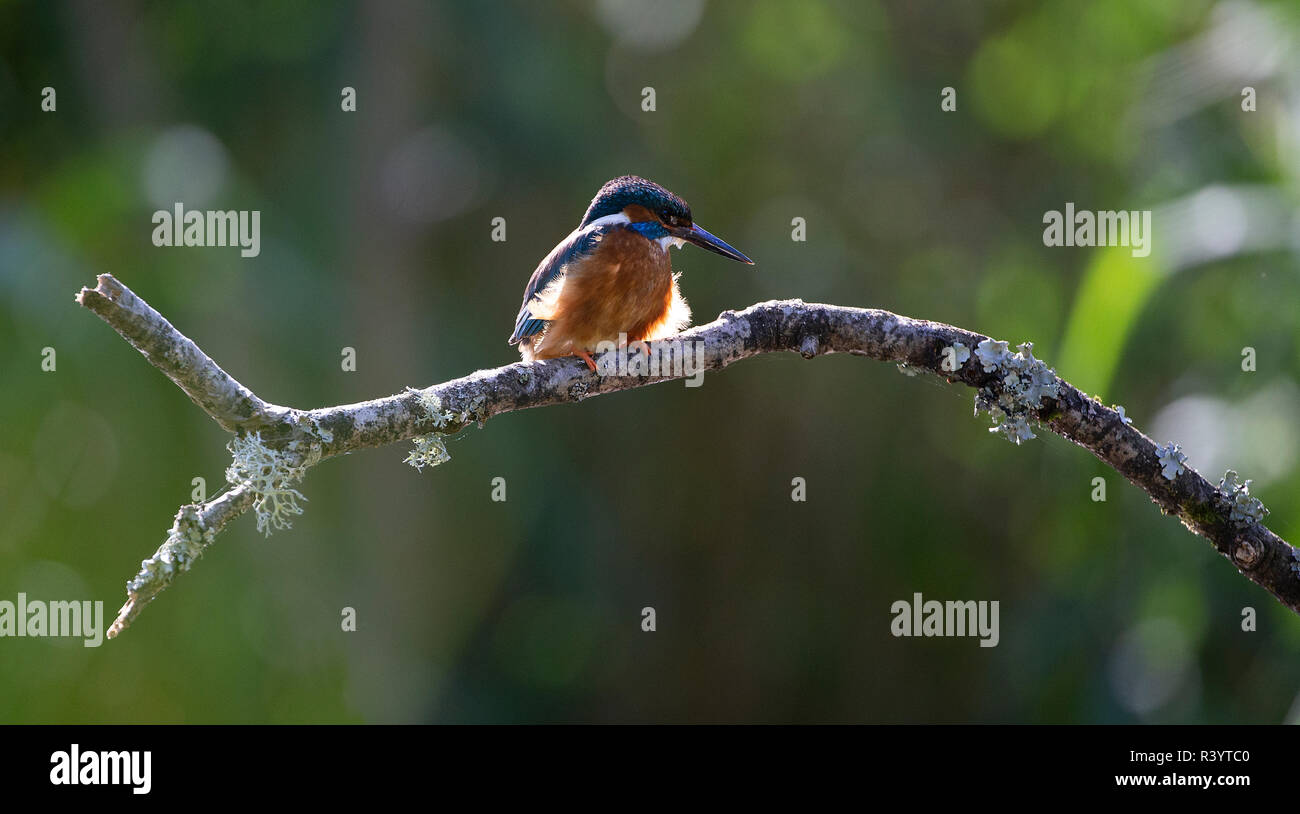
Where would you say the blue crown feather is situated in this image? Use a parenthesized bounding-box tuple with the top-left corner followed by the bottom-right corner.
(579, 175, 691, 228)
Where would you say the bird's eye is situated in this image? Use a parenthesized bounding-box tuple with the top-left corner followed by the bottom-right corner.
(662, 212, 679, 226)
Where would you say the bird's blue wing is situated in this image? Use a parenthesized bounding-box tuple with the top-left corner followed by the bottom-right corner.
(508, 224, 608, 345)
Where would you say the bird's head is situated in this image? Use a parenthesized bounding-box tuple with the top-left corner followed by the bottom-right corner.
(580, 175, 754, 264)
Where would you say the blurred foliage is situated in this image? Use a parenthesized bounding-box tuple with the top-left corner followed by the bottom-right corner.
(1, 0, 1299, 723)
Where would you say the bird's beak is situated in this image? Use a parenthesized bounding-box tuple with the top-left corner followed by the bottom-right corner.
(672, 223, 754, 264)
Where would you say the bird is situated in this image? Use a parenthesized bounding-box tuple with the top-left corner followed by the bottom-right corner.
(508, 175, 754, 371)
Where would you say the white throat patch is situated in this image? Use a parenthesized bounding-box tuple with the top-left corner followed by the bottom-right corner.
(587, 212, 683, 253)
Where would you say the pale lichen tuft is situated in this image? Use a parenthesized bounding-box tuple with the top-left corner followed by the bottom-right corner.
(1217, 469, 1268, 528)
(1156, 443, 1187, 481)
(973, 339, 1060, 445)
(974, 339, 1011, 372)
(226, 432, 309, 536)
(404, 387, 459, 471)
(410, 387, 458, 430)
(405, 433, 451, 471)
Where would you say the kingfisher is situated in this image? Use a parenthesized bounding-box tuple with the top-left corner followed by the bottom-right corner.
(508, 175, 754, 371)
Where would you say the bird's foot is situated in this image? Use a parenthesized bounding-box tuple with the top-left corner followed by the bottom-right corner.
(621, 339, 652, 358)
(574, 349, 597, 372)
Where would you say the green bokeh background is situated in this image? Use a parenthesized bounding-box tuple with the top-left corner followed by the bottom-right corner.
(1, 0, 1298, 723)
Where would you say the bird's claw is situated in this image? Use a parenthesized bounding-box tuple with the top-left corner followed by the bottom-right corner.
(621, 339, 652, 357)
(575, 349, 597, 372)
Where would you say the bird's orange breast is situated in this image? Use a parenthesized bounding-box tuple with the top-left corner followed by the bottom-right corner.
(528, 228, 687, 358)
(564, 229, 673, 340)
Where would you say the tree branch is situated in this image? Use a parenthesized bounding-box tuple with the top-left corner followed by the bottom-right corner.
(75, 273, 1300, 638)
(76, 274, 281, 433)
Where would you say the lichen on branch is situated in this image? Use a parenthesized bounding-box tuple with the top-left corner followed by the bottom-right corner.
(225, 432, 315, 535)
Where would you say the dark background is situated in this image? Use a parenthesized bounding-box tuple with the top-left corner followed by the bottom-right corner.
(1, 0, 1298, 723)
